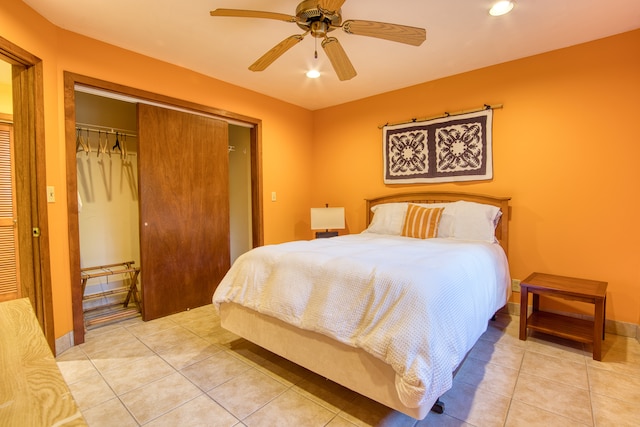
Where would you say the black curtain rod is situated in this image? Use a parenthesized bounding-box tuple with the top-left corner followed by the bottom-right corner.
(378, 103, 503, 129)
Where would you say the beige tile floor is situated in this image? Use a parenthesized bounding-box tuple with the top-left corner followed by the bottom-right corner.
(57, 305, 640, 426)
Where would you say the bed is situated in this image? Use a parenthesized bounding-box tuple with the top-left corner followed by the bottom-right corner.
(213, 191, 511, 419)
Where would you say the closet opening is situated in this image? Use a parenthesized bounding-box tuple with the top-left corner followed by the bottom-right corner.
(75, 92, 142, 329)
(66, 72, 263, 344)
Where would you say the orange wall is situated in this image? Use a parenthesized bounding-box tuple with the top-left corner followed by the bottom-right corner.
(312, 30, 640, 325)
(2, 0, 313, 338)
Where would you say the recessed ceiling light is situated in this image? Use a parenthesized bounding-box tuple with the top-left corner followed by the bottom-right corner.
(306, 69, 320, 78)
(489, 0, 515, 16)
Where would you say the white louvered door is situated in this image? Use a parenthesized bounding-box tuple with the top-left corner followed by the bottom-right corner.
(0, 123, 20, 301)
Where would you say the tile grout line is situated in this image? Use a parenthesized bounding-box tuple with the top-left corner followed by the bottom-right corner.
(61, 308, 640, 426)
(80, 334, 145, 425)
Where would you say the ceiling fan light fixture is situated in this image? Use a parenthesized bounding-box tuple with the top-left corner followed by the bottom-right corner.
(489, 1, 515, 17)
(210, 1, 426, 81)
(306, 69, 321, 78)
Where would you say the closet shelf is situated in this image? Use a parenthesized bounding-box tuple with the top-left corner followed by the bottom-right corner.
(80, 261, 141, 329)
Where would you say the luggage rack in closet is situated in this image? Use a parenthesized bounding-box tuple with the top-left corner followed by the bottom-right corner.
(80, 261, 141, 329)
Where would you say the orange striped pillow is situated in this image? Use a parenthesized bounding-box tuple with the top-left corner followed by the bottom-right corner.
(401, 204, 444, 239)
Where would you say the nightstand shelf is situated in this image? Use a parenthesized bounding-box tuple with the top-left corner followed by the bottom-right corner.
(519, 272, 607, 360)
(526, 311, 595, 343)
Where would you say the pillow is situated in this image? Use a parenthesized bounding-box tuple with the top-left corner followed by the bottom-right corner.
(448, 201, 502, 242)
(363, 203, 408, 235)
(364, 199, 501, 242)
(401, 204, 444, 239)
(416, 202, 454, 237)
(365, 201, 452, 236)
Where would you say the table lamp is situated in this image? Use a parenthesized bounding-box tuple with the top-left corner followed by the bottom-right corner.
(310, 204, 345, 238)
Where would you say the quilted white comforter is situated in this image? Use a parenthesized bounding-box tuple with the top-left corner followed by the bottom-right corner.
(212, 233, 510, 408)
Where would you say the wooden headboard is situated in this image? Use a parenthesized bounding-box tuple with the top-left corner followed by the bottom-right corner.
(365, 192, 511, 255)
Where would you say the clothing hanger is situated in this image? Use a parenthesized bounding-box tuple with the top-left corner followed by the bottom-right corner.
(76, 128, 90, 154)
(105, 132, 112, 157)
(75, 128, 82, 152)
(97, 130, 109, 157)
(85, 129, 91, 156)
(113, 132, 121, 152)
(96, 130, 101, 157)
(121, 133, 128, 161)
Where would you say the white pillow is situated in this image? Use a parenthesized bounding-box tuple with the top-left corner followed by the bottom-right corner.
(364, 203, 408, 235)
(447, 201, 501, 242)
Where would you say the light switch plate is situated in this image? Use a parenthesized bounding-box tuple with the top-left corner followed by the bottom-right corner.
(46, 186, 55, 203)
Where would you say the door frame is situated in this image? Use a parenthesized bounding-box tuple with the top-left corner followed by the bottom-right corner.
(64, 72, 264, 344)
(0, 37, 54, 350)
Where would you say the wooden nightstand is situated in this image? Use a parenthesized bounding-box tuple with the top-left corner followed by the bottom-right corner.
(519, 272, 607, 361)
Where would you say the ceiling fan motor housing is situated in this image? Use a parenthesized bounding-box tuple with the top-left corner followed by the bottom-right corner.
(296, 0, 342, 37)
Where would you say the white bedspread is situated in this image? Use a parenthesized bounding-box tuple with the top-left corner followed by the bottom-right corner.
(212, 233, 510, 408)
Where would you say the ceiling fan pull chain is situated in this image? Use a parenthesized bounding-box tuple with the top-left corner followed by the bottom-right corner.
(314, 36, 318, 59)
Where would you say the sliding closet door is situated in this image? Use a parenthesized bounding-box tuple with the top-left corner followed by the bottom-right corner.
(137, 104, 230, 320)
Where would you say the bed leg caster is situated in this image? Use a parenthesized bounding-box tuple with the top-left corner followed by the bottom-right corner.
(431, 399, 445, 414)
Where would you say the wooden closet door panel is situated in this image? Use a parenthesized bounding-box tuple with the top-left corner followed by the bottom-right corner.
(137, 104, 230, 320)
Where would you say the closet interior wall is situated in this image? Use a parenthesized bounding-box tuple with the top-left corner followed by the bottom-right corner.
(75, 92, 141, 326)
(228, 125, 252, 264)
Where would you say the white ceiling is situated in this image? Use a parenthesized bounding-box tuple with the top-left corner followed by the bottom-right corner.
(21, 0, 640, 110)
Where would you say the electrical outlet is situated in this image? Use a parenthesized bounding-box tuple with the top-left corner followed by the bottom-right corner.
(511, 279, 521, 292)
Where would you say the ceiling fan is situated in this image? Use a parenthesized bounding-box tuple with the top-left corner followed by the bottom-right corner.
(210, 0, 426, 81)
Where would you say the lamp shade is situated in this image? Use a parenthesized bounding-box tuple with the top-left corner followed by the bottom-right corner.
(310, 207, 345, 230)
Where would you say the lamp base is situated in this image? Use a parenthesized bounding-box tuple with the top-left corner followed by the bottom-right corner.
(315, 231, 338, 239)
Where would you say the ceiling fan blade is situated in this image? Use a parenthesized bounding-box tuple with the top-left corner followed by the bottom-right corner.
(249, 34, 305, 72)
(321, 37, 357, 81)
(342, 20, 426, 46)
(319, 0, 346, 13)
(210, 9, 296, 22)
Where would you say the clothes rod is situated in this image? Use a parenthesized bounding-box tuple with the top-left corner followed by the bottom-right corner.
(76, 123, 137, 138)
(378, 103, 503, 129)
(76, 123, 235, 153)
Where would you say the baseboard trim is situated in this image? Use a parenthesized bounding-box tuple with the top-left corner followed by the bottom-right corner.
(55, 330, 74, 356)
(54, 303, 640, 354)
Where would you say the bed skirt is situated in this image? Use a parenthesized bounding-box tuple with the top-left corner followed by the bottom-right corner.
(219, 302, 433, 420)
